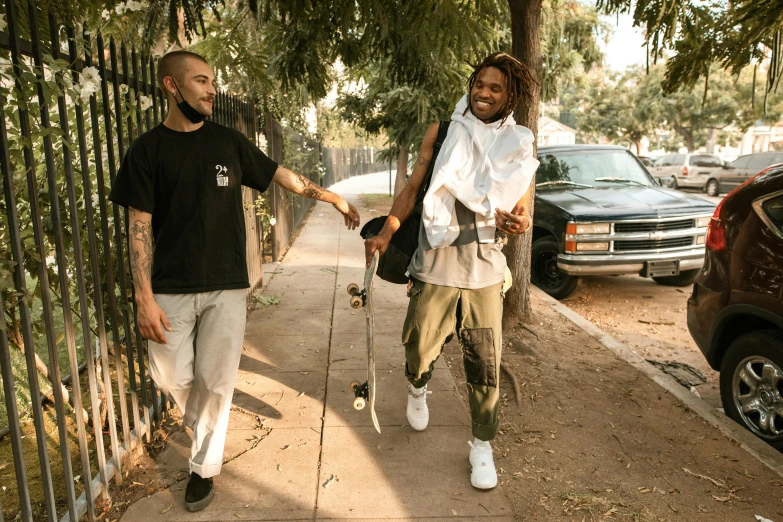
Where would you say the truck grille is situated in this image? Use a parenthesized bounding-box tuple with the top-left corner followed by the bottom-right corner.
(614, 237, 694, 251)
(614, 219, 693, 233)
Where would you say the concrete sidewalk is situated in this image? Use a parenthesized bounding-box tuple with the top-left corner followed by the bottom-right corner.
(121, 173, 513, 521)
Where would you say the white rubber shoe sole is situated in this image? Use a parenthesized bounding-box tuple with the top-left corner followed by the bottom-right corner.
(406, 384, 431, 431)
(469, 440, 498, 489)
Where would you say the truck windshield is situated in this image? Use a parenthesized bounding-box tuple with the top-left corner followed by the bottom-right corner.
(536, 150, 653, 189)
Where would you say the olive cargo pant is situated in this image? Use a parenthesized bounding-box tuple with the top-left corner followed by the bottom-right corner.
(402, 279, 503, 441)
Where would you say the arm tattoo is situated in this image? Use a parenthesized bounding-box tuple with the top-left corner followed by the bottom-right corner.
(416, 155, 431, 168)
(130, 219, 153, 288)
(294, 173, 326, 200)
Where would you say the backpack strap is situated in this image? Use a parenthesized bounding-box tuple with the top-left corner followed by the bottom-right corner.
(415, 120, 451, 209)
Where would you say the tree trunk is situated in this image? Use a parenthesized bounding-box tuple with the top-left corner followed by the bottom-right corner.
(504, 0, 543, 327)
(394, 145, 409, 196)
(634, 140, 642, 156)
(673, 121, 695, 152)
(706, 127, 717, 153)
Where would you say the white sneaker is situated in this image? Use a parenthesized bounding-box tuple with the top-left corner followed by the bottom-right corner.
(406, 383, 431, 431)
(468, 439, 498, 489)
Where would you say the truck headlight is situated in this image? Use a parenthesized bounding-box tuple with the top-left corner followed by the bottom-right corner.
(575, 242, 610, 251)
(696, 235, 706, 245)
(566, 222, 611, 235)
(695, 217, 711, 228)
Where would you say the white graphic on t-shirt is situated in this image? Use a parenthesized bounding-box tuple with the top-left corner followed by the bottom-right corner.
(216, 165, 228, 187)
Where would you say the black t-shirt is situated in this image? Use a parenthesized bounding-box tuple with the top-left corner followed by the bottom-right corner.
(109, 121, 278, 294)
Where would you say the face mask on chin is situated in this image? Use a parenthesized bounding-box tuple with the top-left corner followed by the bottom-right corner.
(172, 79, 207, 124)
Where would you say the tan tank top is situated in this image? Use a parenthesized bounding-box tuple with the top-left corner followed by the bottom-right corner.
(407, 200, 506, 289)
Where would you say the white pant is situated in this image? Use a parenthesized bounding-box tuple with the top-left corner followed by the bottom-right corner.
(147, 289, 247, 478)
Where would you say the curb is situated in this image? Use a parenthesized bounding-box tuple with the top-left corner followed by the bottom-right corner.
(531, 286, 783, 479)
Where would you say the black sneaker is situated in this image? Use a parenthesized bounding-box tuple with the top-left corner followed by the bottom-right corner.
(185, 472, 214, 512)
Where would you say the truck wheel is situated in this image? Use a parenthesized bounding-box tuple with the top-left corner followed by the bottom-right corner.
(652, 269, 699, 287)
(720, 330, 783, 449)
(531, 238, 581, 299)
(668, 176, 679, 189)
(706, 179, 720, 197)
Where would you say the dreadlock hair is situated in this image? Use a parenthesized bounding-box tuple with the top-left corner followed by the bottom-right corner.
(465, 51, 539, 125)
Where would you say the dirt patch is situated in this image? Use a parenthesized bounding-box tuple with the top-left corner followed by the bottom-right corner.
(444, 292, 783, 521)
(561, 275, 721, 410)
(91, 412, 189, 522)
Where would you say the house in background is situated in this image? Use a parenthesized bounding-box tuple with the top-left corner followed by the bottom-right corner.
(537, 115, 577, 147)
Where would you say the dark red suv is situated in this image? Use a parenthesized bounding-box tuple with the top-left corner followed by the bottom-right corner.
(687, 165, 783, 447)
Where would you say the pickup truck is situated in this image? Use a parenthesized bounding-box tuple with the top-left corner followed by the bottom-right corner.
(531, 145, 716, 299)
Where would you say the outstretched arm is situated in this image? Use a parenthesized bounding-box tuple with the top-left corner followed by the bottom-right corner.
(129, 207, 171, 344)
(363, 122, 440, 267)
(272, 167, 360, 230)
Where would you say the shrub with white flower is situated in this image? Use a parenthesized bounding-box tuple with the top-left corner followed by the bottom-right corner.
(101, 9, 111, 21)
(114, 1, 145, 15)
(77, 66, 101, 104)
(269, 217, 277, 227)
(81, 66, 100, 86)
(139, 95, 152, 111)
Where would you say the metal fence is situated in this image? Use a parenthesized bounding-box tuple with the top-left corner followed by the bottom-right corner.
(264, 118, 392, 261)
(0, 1, 261, 520)
(321, 147, 389, 187)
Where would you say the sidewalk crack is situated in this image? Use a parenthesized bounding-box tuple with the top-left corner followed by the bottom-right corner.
(313, 211, 341, 521)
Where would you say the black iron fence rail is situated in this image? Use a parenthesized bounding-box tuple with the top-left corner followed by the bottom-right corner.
(0, 1, 263, 520)
(0, 2, 393, 520)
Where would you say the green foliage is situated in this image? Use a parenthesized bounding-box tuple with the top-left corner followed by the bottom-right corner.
(578, 66, 656, 150)
(250, 293, 281, 308)
(337, 0, 606, 159)
(597, 0, 783, 102)
(0, 37, 156, 424)
(571, 63, 783, 152)
(539, 0, 608, 102)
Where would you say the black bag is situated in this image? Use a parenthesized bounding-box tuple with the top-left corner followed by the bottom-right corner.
(360, 121, 451, 284)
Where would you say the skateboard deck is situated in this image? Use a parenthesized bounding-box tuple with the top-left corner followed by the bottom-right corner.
(347, 251, 380, 434)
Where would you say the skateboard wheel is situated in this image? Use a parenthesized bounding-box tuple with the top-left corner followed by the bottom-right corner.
(349, 381, 361, 392)
(347, 283, 359, 295)
(350, 296, 363, 309)
(353, 397, 366, 410)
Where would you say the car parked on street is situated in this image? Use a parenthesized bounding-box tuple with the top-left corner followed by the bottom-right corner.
(531, 145, 716, 299)
(649, 152, 724, 190)
(687, 165, 783, 448)
(638, 156, 654, 167)
(704, 151, 783, 197)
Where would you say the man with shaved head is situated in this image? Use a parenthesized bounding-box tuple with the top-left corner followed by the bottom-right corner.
(110, 50, 360, 512)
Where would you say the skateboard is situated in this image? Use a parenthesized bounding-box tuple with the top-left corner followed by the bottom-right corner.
(346, 251, 381, 434)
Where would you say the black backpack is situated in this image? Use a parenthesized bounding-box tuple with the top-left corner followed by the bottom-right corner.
(360, 121, 451, 284)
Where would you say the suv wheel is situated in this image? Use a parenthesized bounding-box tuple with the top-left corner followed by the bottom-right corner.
(668, 176, 679, 189)
(720, 330, 783, 449)
(651, 269, 699, 286)
(531, 238, 581, 299)
(706, 179, 720, 197)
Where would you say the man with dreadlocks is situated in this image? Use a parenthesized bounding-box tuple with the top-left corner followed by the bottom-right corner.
(364, 52, 539, 489)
